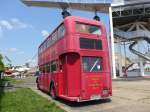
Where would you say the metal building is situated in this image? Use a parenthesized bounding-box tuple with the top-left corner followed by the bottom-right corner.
(111, 0, 150, 78)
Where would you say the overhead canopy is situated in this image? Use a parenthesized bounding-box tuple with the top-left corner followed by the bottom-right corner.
(21, 0, 111, 13)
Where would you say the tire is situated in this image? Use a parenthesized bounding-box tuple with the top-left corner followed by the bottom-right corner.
(36, 77, 40, 90)
(50, 84, 57, 99)
(37, 83, 40, 90)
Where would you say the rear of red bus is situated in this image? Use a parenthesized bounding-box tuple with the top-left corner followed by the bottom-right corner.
(58, 16, 112, 102)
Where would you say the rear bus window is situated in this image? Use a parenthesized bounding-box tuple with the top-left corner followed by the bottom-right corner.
(82, 57, 103, 72)
(80, 38, 102, 50)
(80, 38, 94, 49)
(76, 23, 101, 35)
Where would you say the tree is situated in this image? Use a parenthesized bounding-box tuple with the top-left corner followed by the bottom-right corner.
(0, 53, 4, 79)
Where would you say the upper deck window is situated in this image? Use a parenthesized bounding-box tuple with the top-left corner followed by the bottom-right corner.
(76, 23, 101, 35)
(58, 24, 65, 39)
(80, 38, 102, 50)
(39, 24, 65, 54)
(51, 31, 57, 45)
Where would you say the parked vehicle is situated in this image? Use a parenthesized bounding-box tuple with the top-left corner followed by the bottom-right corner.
(37, 16, 112, 102)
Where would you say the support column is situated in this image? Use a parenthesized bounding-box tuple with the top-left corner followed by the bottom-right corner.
(140, 58, 144, 76)
(136, 29, 145, 77)
(138, 41, 145, 77)
(109, 6, 117, 79)
(119, 42, 123, 77)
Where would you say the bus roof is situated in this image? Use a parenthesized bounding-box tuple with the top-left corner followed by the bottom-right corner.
(38, 16, 102, 49)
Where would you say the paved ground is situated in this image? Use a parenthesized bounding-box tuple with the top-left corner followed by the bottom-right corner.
(17, 76, 150, 112)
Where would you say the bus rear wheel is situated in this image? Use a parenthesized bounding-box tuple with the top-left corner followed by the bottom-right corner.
(36, 78, 40, 90)
(50, 85, 57, 99)
(37, 83, 40, 90)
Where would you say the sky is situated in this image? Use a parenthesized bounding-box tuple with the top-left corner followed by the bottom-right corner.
(0, 0, 110, 66)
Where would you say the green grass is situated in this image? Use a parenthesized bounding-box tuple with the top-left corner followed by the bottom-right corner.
(0, 88, 65, 112)
(0, 77, 16, 85)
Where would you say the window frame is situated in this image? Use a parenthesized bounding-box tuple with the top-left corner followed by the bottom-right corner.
(81, 56, 103, 73)
(38, 23, 65, 55)
(76, 22, 101, 35)
(58, 24, 65, 39)
(51, 60, 58, 73)
(80, 38, 102, 50)
(45, 63, 51, 73)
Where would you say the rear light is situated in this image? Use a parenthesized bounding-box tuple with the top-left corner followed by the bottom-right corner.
(103, 88, 109, 95)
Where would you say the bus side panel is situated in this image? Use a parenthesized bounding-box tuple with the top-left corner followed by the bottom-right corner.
(59, 55, 68, 96)
(38, 74, 43, 89)
(67, 53, 81, 97)
(40, 74, 45, 90)
(45, 73, 51, 92)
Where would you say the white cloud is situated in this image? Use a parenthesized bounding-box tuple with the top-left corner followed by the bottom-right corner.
(41, 30, 49, 38)
(0, 20, 13, 30)
(11, 18, 32, 29)
(0, 18, 33, 37)
(9, 48, 18, 52)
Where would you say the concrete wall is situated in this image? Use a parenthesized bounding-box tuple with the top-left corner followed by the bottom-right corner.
(127, 71, 141, 77)
(144, 72, 150, 76)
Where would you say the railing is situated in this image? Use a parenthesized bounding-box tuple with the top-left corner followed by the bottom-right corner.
(129, 41, 150, 61)
(114, 28, 150, 61)
(114, 29, 150, 39)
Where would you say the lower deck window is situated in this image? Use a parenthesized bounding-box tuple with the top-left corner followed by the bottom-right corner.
(82, 57, 103, 72)
(51, 61, 57, 73)
(46, 64, 50, 73)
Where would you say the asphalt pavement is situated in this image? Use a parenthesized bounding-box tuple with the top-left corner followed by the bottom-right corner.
(17, 76, 150, 112)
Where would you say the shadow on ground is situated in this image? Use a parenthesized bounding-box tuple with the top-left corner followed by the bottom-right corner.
(55, 98, 111, 107)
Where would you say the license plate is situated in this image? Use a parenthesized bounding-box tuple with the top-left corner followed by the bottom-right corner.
(90, 95, 101, 100)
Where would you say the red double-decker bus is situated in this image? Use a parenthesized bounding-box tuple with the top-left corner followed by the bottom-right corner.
(37, 16, 112, 102)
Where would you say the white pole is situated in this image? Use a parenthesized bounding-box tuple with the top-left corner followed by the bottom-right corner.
(140, 58, 145, 76)
(109, 6, 117, 79)
(137, 41, 145, 77)
(136, 24, 145, 77)
(119, 41, 123, 77)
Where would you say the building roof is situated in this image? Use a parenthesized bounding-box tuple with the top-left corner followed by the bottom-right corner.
(112, 0, 150, 26)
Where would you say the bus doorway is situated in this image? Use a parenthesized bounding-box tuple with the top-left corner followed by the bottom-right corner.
(59, 53, 80, 97)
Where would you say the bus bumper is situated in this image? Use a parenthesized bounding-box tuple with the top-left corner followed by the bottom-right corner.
(59, 94, 111, 102)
